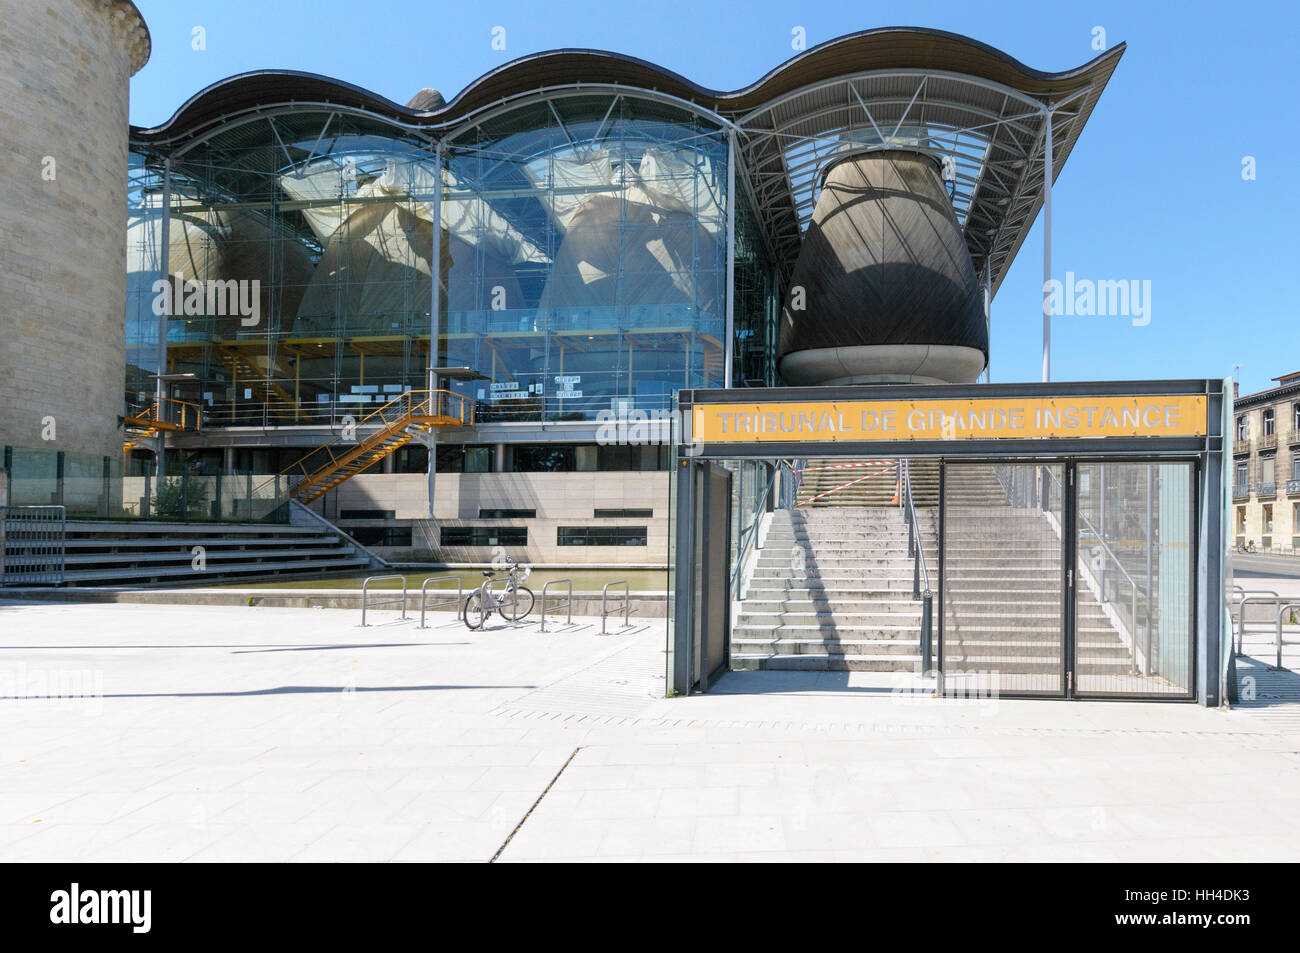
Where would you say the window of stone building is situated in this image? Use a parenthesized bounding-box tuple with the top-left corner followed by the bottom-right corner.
(1236, 415, 1249, 441)
(1237, 507, 1247, 534)
(1263, 409, 1276, 436)
(1294, 402, 1300, 432)
(1262, 456, 1276, 485)
(1236, 461, 1248, 489)
(1263, 504, 1274, 534)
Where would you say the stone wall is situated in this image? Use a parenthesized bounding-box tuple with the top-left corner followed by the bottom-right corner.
(0, 1, 150, 458)
(307, 470, 673, 566)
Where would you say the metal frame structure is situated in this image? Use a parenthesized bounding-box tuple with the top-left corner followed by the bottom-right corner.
(671, 379, 1230, 705)
(129, 29, 1126, 432)
(938, 456, 1200, 702)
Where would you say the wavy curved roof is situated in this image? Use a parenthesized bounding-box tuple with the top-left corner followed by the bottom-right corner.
(131, 26, 1125, 293)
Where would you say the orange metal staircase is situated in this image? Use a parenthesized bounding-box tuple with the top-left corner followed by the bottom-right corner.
(123, 392, 201, 452)
(281, 390, 473, 504)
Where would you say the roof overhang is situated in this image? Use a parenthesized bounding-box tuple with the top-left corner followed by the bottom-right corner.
(131, 27, 1124, 295)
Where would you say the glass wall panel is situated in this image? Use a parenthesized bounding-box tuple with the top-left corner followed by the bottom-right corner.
(733, 193, 778, 387)
(133, 96, 735, 431)
(1075, 462, 1194, 697)
(942, 464, 1067, 696)
(130, 115, 438, 429)
(441, 95, 729, 423)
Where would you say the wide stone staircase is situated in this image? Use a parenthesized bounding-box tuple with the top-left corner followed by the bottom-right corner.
(941, 466, 1135, 685)
(2, 520, 376, 588)
(732, 457, 937, 670)
(796, 458, 938, 507)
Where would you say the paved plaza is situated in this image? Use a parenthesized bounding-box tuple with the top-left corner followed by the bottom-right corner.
(1, 599, 1298, 862)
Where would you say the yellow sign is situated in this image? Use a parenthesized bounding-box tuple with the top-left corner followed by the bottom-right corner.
(691, 395, 1207, 443)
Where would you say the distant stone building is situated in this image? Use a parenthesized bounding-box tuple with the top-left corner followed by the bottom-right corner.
(1232, 372, 1300, 551)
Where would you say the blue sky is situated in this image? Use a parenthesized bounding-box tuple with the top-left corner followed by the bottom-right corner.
(129, 0, 1300, 395)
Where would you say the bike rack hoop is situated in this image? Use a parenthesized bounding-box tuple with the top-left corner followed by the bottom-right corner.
(601, 580, 631, 634)
(361, 575, 408, 626)
(1233, 591, 1279, 657)
(540, 579, 572, 633)
(1274, 603, 1300, 671)
(418, 575, 463, 628)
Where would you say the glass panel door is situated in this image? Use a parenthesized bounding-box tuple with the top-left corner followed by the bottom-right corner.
(942, 463, 1067, 697)
(1073, 462, 1194, 697)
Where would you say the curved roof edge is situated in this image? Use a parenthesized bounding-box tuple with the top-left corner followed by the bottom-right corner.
(132, 26, 1125, 144)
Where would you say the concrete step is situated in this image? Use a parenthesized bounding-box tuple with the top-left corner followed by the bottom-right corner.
(941, 640, 1131, 658)
(745, 583, 929, 597)
(60, 555, 371, 585)
(63, 534, 344, 550)
(62, 545, 358, 566)
(756, 556, 917, 568)
(734, 624, 921, 639)
(942, 624, 1126, 638)
(65, 521, 321, 537)
(740, 598, 927, 613)
(732, 637, 920, 656)
(732, 654, 920, 672)
(738, 611, 927, 626)
(762, 534, 934, 544)
(942, 659, 1136, 675)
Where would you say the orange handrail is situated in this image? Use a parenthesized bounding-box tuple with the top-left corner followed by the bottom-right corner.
(124, 391, 202, 433)
(280, 389, 472, 481)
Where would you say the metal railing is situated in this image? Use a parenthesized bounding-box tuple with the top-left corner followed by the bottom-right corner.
(123, 391, 202, 434)
(901, 460, 934, 673)
(539, 578, 572, 632)
(360, 574, 408, 626)
(1231, 587, 1280, 657)
(418, 575, 462, 628)
(729, 461, 795, 593)
(1273, 603, 1300, 671)
(0, 505, 66, 586)
(255, 389, 474, 502)
(1042, 467, 1151, 667)
(601, 580, 631, 634)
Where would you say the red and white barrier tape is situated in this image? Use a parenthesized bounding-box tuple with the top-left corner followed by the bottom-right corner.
(795, 466, 897, 506)
(799, 460, 897, 474)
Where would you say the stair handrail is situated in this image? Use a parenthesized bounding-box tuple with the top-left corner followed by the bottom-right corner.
(251, 388, 471, 500)
(901, 460, 935, 673)
(1042, 468, 1145, 599)
(124, 391, 202, 433)
(1042, 466, 1152, 671)
(729, 460, 795, 593)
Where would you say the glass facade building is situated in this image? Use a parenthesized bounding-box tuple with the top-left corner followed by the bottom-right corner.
(127, 92, 770, 432)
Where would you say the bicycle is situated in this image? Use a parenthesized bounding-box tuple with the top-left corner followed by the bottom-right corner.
(462, 557, 535, 629)
(1237, 540, 1257, 554)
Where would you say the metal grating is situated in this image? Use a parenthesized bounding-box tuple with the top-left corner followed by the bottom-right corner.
(0, 506, 67, 587)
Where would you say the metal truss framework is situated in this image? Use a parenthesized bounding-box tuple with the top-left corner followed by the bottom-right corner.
(129, 31, 1126, 398)
(732, 70, 1102, 295)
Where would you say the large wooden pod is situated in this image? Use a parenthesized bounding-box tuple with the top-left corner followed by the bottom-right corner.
(778, 150, 987, 385)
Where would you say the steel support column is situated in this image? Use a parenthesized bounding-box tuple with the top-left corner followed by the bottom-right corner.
(723, 129, 737, 389)
(1041, 106, 1053, 383)
(427, 145, 443, 520)
(156, 157, 172, 479)
(983, 258, 992, 383)
(670, 458, 697, 695)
